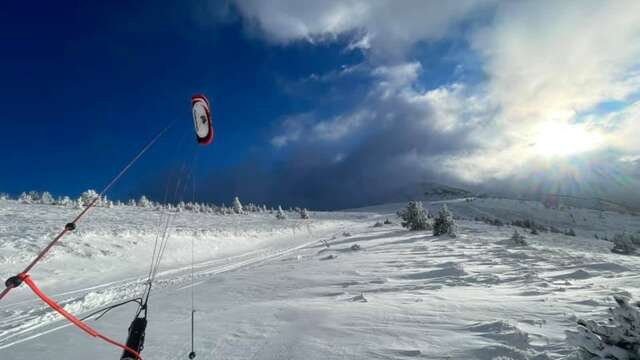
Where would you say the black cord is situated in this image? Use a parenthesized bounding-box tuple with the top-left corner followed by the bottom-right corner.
(80, 298, 143, 322)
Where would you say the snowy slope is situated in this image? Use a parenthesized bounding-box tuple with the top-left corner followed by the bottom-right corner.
(1, 198, 639, 359)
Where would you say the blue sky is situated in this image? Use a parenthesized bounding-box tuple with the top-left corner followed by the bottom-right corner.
(0, 1, 363, 201)
(1, 1, 639, 209)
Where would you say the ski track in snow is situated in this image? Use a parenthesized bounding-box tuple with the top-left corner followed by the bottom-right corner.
(0, 237, 328, 350)
(1, 198, 639, 359)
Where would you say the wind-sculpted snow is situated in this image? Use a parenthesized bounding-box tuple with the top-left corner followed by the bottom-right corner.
(0, 197, 639, 359)
(0, 200, 357, 297)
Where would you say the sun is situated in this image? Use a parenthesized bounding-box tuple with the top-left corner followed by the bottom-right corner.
(532, 122, 602, 157)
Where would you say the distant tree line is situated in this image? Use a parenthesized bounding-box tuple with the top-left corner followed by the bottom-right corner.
(1, 190, 312, 219)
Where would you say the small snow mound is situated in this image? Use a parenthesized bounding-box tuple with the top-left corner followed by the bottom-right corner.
(349, 292, 368, 303)
(398, 262, 466, 280)
(466, 320, 516, 333)
(551, 269, 592, 280)
(385, 349, 421, 357)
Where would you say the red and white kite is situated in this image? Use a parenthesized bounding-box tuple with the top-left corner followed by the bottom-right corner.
(191, 94, 214, 145)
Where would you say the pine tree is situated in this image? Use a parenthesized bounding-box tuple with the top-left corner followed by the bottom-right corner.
(56, 196, 71, 207)
(80, 189, 100, 206)
(137, 195, 151, 208)
(18, 192, 31, 204)
(276, 206, 287, 220)
(397, 201, 430, 231)
(19, 191, 41, 204)
(300, 208, 310, 219)
(40, 192, 54, 205)
(611, 233, 640, 255)
(233, 196, 244, 214)
(433, 204, 457, 236)
(510, 229, 527, 246)
(569, 295, 640, 359)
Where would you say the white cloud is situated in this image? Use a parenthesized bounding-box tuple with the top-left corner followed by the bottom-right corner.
(371, 62, 422, 98)
(472, 1, 640, 124)
(237, 0, 640, 188)
(311, 111, 371, 141)
(271, 110, 372, 146)
(270, 113, 312, 147)
(233, 0, 495, 56)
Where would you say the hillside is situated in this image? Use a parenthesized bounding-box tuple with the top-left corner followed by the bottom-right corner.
(1, 198, 639, 359)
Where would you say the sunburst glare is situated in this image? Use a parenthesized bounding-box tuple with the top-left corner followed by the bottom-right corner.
(532, 122, 603, 157)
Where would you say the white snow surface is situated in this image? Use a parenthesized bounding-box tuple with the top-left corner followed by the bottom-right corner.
(1, 198, 639, 359)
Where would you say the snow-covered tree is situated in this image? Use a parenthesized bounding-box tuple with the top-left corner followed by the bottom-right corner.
(40, 191, 54, 205)
(192, 202, 202, 213)
(397, 201, 430, 231)
(80, 189, 100, 206)
(232, 196, 244, 214)
(18, 192, 30, 203)
(276, 206, 287, 220)
(19, 191, 40, 204)
(433, 204, 457, 237)
(611, 233, 640, 255)
(300, 208, 310, 219)
(568, 295, 640, 359)
(127, 199, 136, 207)
(137, 195, 151, 208)
(0, 192, 9, 200)
(510, 230, 527, 246)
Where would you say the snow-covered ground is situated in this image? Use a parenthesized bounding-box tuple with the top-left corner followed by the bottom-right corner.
(1, 198, 639, 359)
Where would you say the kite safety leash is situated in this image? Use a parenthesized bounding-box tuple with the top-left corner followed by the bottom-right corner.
(0, 122, 175, 357)
(16, 273, 144, 360)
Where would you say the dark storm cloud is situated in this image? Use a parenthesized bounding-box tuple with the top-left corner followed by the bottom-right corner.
(183, 74, 486, 210)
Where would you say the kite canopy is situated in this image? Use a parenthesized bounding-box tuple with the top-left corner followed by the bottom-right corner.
(191, 94, 214, 145)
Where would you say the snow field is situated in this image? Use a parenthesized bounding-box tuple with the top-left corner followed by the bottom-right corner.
(1, 197, 639, 359)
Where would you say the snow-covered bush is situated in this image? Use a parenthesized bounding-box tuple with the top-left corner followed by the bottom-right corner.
(373, 221, 384, 227)
(510, 230, 527, 246)
(477, 216, 504, 227)
(232, 196, 243, 214)
(40, 192, 54, 205)
(550, 226, 562, 234)
(300, 208, 310, 219)
(19, 191, 40, 204)
(276, 206, 287, 220)
(384, 218, 393, 225)
(611, 233, 640, 255)
(433, 204, 457, 237)
(397, 201, 431, 231)
(566, 228, 577, 237)
(568, 295, 640, 359)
